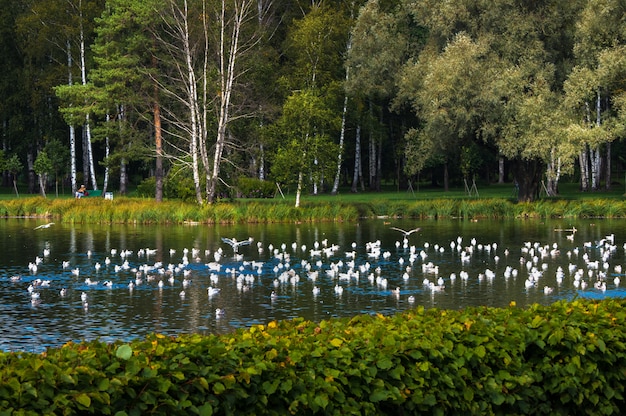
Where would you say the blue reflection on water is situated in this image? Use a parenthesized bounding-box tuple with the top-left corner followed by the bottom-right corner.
(0, 218, 625, 353)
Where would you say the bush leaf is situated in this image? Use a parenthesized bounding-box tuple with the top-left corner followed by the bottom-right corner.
(116, 344, 133, 360)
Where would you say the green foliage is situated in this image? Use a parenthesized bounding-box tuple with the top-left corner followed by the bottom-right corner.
(4, 154, 22, 175)
(136, 176, 156, 198)
(164, 172, 202, 202)
(270, 89, 341, 188)
(33, 151, 52, 176)
(236, 177, 276, 198)
(0, 299, 624, 414)
(5, 196, 626, 224)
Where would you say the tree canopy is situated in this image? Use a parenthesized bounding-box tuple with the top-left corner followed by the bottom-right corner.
(1, 0, 626, 203)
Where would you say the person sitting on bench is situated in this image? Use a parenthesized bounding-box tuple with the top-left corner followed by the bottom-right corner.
(75, 184, 88, 198)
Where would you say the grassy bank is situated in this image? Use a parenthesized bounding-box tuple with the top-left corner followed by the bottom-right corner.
(2, 194, 626, 224)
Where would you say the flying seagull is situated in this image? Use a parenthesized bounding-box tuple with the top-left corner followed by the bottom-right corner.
(221, 237, 253, 253)
(390, 227, 421, 237)
(34, 222, 55, 230)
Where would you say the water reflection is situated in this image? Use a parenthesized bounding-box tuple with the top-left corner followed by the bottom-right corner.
(1, 218, 625, 353)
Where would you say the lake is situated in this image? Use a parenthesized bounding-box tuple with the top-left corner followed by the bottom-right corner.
(1, 217, 625, 353)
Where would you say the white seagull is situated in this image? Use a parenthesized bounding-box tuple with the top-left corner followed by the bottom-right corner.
(34, 222, 55, 230)
(221, 237, 253, 253)
(390, 227, 422, 237)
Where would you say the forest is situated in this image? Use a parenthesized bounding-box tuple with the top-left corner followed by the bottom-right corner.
(1, 0, 625, 204)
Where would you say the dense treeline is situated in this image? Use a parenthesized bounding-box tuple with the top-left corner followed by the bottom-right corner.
(1, 0, 626, 204)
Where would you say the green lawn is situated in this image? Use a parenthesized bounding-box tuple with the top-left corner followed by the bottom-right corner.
(0, 180, 624, 203)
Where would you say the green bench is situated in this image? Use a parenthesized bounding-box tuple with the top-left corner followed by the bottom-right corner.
(85, 190, 102, 197)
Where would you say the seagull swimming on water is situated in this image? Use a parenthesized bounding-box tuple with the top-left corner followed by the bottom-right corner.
(221, 237, 253, 253)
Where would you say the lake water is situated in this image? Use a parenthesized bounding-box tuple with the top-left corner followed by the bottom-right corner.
(1, 217, 625, 353)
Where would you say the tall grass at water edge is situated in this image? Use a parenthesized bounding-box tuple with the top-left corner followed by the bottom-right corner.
(2, 196, 626, 223)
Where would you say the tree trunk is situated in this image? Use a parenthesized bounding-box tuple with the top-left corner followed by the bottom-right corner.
(511, 158, 543, 202)
(332, 37, 351, 195)
(579, 147, 589, 191)
(27, 151, 35, 194)
(443, 162, 449, 192)
(119, 158, 127, 195)
(208, 0, 252, 203)
(368, 102, 376, 190)
(545, 147, 560, 196)
(331, 94, 348, 195)
(103, 114, 110, 195)
(39, 174, 47, 198)
(351, 124, 361, 193)
(376, 131, 382, 191)
(498, 156, 504, 183)
(606, 141, 611, 190)
(259, 143, 265, 180)
(295, 170, 303, 208)
(591, 146, 601, 191)
(79, 9, 97, 190)
(12, 176, 19, 197)
(84, 117, 97, 189)
(154, 71, 164, 202)
(66, 40, 77, 194)
(102, 135, 109, 196)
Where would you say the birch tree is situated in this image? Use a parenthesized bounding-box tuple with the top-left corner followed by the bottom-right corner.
(270, 89, 340, 207)
(152, 0, 273, 204)
(346, 0, 409, 191)
(208, 0, 271, 203)
(16, 0, 104, 195)
(565, 0, 626, 191)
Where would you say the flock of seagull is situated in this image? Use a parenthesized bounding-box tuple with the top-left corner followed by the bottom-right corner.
(6, 225, 624, 321)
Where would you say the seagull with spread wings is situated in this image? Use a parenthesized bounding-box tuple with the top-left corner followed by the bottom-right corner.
(221, 237, 253, 253)
(390, 227, 421, 237)
(34, 222, 55, 230)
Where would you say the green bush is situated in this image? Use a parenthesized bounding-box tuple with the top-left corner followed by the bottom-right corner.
(237, 177, 276, 198)
(0, 299, 624, 415)
(164, 174, 198, 202)
(135, 177, 156, 198)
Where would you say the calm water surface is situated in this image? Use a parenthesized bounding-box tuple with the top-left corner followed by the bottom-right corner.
(1, 217, 625, 353)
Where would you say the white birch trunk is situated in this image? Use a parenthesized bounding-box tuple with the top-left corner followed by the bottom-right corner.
(103, 135, 109, 194)
(180, 0, 203, 204)
(200, 0, 211, 197)
(79, 4, 97, 190)
(545, 147, 560, 196)
(313, 157, 318, 194)
(590, 147, 601, 190)
(259, 143, 265, 180)
(591, 90, 602, 190)
(120, 157, 127, 194)
(498, 156, 504, 184)
(332, 94, 348, 195)
(295, 171, 303, 208)
(579, 147, 589, 192)
(331, 36, 352, 195)
(38, 162, 47, 198)
(67, 40, 77, 194)
(351, 124, 361, 192)
(606, 142, 611, 190)
(103, 113, 111, 194)
(208, 0, 253, 203)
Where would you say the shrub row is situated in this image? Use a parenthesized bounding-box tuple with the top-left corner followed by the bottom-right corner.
(0, 298, 624, 415)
